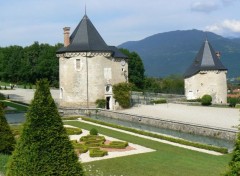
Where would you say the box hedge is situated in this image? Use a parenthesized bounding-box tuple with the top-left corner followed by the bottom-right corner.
(89, 148, 108, 157)
(101, 141, 128, 149)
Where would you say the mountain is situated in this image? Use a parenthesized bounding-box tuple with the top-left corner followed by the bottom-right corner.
(118, 29, 240, 78)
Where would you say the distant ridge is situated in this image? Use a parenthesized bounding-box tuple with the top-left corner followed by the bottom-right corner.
(118, 29, 240, 78)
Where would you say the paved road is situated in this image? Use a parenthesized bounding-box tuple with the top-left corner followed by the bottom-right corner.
(119, 103, 240, 130)
(0, 88, 59, 104)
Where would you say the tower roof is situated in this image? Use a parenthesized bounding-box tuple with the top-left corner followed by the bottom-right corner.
(57, 15, 127, 59)
(184, 40, 227, 78)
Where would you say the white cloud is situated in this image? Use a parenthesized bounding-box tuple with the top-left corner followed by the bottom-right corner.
(191, 1, 220, 12)
(206, 19, 240, 37)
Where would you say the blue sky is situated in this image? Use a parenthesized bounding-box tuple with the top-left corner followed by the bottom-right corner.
(0, 0, 240, 47)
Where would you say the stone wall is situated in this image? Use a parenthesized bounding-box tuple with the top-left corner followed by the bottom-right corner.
(185, 71, 227, 104)
(60, 108, 237, 141)
(59, 53, 128, 109)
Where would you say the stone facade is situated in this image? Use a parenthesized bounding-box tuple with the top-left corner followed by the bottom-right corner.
(59, 54, 128, 109)
(185, 70, 227, 104)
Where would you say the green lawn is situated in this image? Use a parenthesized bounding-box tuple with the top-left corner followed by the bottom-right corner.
(64, 120, 232, 176)
(0, 100, 28, 112)
(0, 120, 231, 176)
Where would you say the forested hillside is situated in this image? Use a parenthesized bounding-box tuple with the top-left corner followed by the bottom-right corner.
(0, 42, 62, 86)
(119, 29, 240, 78)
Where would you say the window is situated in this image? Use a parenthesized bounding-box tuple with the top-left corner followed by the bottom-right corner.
(104, 68, 112, 80)
(76, 59, 81, 70)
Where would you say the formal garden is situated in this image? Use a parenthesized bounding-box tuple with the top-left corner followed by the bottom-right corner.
(0, 80, 240, 175)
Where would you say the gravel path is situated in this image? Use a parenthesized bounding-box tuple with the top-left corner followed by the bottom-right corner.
(119, 103, 240, 130)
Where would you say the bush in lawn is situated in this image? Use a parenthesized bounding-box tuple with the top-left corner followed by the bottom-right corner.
(6, 79, 84, 176)
(225, 130, 240, 175)
(90, 128, 98, 135)
(0, 105, 16, 154)
(201, 94, 212, 106)
(95, 99, 106, 108)
(89, 148, 108, 157)
(65, 127, 82, 135)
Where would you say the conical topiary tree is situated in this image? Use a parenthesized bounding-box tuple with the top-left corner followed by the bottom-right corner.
(0, 105, 16, 154)
(225, 129, 240, 175)
(6, 79, 84, 176)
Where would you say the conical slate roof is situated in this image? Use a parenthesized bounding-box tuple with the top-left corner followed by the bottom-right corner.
(184, 40, 227, 78)
(57, 14, 126, 59)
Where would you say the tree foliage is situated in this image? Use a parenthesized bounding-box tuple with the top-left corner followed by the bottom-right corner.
(0, 105, 16, 154)
(6, 79, 84, 176)
(0, 42, 62, 87)
(144, 75, 184, 94)
(225, 131, 240, 176)
(113, 82, 132, 108)
(119, 49, 145, 90)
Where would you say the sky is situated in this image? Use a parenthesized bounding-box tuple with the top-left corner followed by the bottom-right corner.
(0, 0, 240, 47)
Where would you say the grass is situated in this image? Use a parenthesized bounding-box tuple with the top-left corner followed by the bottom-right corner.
(0, 100, 28, 112)
(0, 121, 231, 176)
(64, 120, 232, 176)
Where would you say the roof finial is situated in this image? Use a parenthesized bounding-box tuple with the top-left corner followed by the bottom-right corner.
(85, 3, 87, 15)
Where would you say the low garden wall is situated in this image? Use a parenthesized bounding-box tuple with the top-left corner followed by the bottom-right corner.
(60, 108, 237, 141)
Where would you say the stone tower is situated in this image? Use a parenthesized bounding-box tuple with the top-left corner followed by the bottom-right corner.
(184, 39, 227, 104)
(56, 15, 128, 110)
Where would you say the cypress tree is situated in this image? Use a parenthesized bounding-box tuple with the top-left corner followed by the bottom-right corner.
(0, 105, 16, 154)
(225, 130, 240, 175)
(7, 79, 84, 176)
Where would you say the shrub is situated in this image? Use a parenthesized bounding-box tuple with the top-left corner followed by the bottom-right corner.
(150, 99, 167, 104)
(113, 82, 132, 108)
(0, 93, 5, 100)
(71, 141, 88, 153)
(89, 148, 108, 157)
(6, 79, 84, 176)
(95, 99, 106, 108)
(4, 86, 7, 90)
(90, 128, 98, 135)
(201, 94, 212, 106)
(80, 135, 105, 143)
(0, 105, 16, 154)
(101, 141, 128, 149)
(65, 127, 82, 135)
(23, 85, 26, 89)
(225, 131, 240, 175)
(228, 97, 240, 107)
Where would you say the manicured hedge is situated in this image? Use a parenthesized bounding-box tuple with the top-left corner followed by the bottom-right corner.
(71, 141, 88, 153)
(79, 117, 228, 154)
(101, 141, 128, 149)
(80, 135, 105, 143)
(89, 148, 108, 157)
(65, 127, 82, 135)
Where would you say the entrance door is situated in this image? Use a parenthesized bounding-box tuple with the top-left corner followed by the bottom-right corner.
(106, 96, 111, 110)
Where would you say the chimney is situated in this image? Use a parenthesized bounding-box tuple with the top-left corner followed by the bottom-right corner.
(63, 27, 70, 47)
(215, 51, 221, 59)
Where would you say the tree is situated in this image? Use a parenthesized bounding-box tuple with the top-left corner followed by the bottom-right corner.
(113, 82, 132, 108)
(0, 105, 16, 154)
(201, 94, 212, 106)
(119, 49, 145, 90)
(225, 131, 240, 175)
(6, 79, 84, 176)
